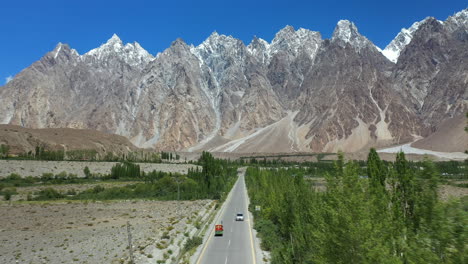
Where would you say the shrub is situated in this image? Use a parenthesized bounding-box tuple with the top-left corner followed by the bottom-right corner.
(1, 188, 17, 201)
(183, 236, 202, 252)
(83, 166, 91, 178)
(34, 188, 64, 200)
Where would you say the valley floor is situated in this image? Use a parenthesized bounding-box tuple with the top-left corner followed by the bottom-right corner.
(0, 199, 212, 264)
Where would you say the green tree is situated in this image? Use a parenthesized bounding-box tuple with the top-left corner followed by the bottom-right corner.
(0, 144, 10, 158)
(83, 166, 91, 178)
(367, 148, 386, 189)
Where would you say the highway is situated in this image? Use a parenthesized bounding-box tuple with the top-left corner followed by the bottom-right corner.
(196, 169, 256, 264)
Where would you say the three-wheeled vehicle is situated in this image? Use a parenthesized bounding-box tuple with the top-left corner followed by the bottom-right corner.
(215, 224, 224, 236)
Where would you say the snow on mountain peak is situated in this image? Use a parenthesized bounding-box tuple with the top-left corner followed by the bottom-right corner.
(49, 43, 80, 61)
(246, 36, 270, 63)
(268, 25, 322, 60)
(85, 34, 153, 66)
(445, 8, 468, 31)
(453, 8, 468, 19)
(192, 31, 243, 61)
(108, 34, 123, 44)
(382, 17, 431, 63)
(333, 20, 357, 42)
(332, 20, 375, 51)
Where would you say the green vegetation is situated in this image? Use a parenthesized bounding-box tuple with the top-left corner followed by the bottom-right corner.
(34, 187, 65, 200)
(0, 144, 10, 158)
(0, 143, 169, 163)
(161, 151, 180, 161)
(20, 152, 237, 201)
(183, 236, 203, 252)
(65, 149, 98, 161)
(110, 162, 141, 179)
(246, 150, 467, 264)
(1, 187, 17, 200)
(34, 146, 65, 160)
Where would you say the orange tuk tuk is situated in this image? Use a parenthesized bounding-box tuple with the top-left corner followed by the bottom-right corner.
(215, 224, 223, 236)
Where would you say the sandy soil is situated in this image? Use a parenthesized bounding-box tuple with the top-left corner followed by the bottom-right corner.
(0, 160, 199, 178)
(438, 185, 468, 201)
(412, 115, 468, 153)
(0, 199, 212, 264)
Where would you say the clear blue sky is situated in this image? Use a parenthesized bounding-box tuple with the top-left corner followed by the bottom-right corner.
(1, 0, 466, 84)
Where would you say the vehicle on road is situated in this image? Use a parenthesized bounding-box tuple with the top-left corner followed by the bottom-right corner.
(235, 213, 244, 221)
(215, 224, 224, 236)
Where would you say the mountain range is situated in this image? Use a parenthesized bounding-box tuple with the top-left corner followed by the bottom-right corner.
(0, 9, 466, 153)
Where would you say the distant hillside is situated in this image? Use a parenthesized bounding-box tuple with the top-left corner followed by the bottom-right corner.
(0, 125, 138, 157)
(412, 114, 468, 152)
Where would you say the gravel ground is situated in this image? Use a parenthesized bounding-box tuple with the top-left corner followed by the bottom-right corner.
(0, 160, 199, 178)
(0, 199, 213, 264)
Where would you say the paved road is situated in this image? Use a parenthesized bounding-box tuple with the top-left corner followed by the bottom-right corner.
(197, 169, 256, 264)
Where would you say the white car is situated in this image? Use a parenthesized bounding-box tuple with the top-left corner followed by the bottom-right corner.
(235, 213, 244, 221)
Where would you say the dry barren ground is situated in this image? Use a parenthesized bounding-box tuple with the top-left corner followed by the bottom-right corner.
(0, 200, 213, 264)
(0, 160, 198, 178)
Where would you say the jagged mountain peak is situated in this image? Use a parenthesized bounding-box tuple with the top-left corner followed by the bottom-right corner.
(107, 33, 123, 44)
(191, 32, 246, 66)
(247, 36, 270, 51)
(276, 25, 295, 35)
(246, 36, 270, 64)
(198, 31, 243, 50)
(445, 8, 468, 31)
(331, 19, 380, 53)
(46, 42, 80, 62)
(171, 38, 187, 46)
(269, 25, 322, 60)
(332, 20, 359, 42)
(382, 17, 431, 63)
(85, 34, 123, 56)
(272, 25, 320, 43)
(452, 8, 468, 20)
(84, 34, 153, 66)
(164, 38, 194, 57)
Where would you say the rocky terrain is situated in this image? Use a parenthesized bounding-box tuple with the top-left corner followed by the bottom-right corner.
(0, 9, 466, 153)
(0, 200, 213, 264)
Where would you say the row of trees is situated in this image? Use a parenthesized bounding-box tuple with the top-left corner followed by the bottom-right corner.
(0, 143, 187, 163)
(26, 152, 238, 201)
(161, 151, 180, 160)
(109, 162, 141, 179)
(246, 150, 466, 264)
(186, 151, 238, 200)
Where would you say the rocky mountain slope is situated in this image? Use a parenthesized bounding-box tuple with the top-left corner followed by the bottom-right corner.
(0, 9, 466, 153)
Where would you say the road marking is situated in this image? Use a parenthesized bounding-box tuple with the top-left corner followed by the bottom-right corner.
(244, 175, 257, 264)
(196, 177, 239, 264)
(225, 256, 228, 264)
(228, 239, 231, 247)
